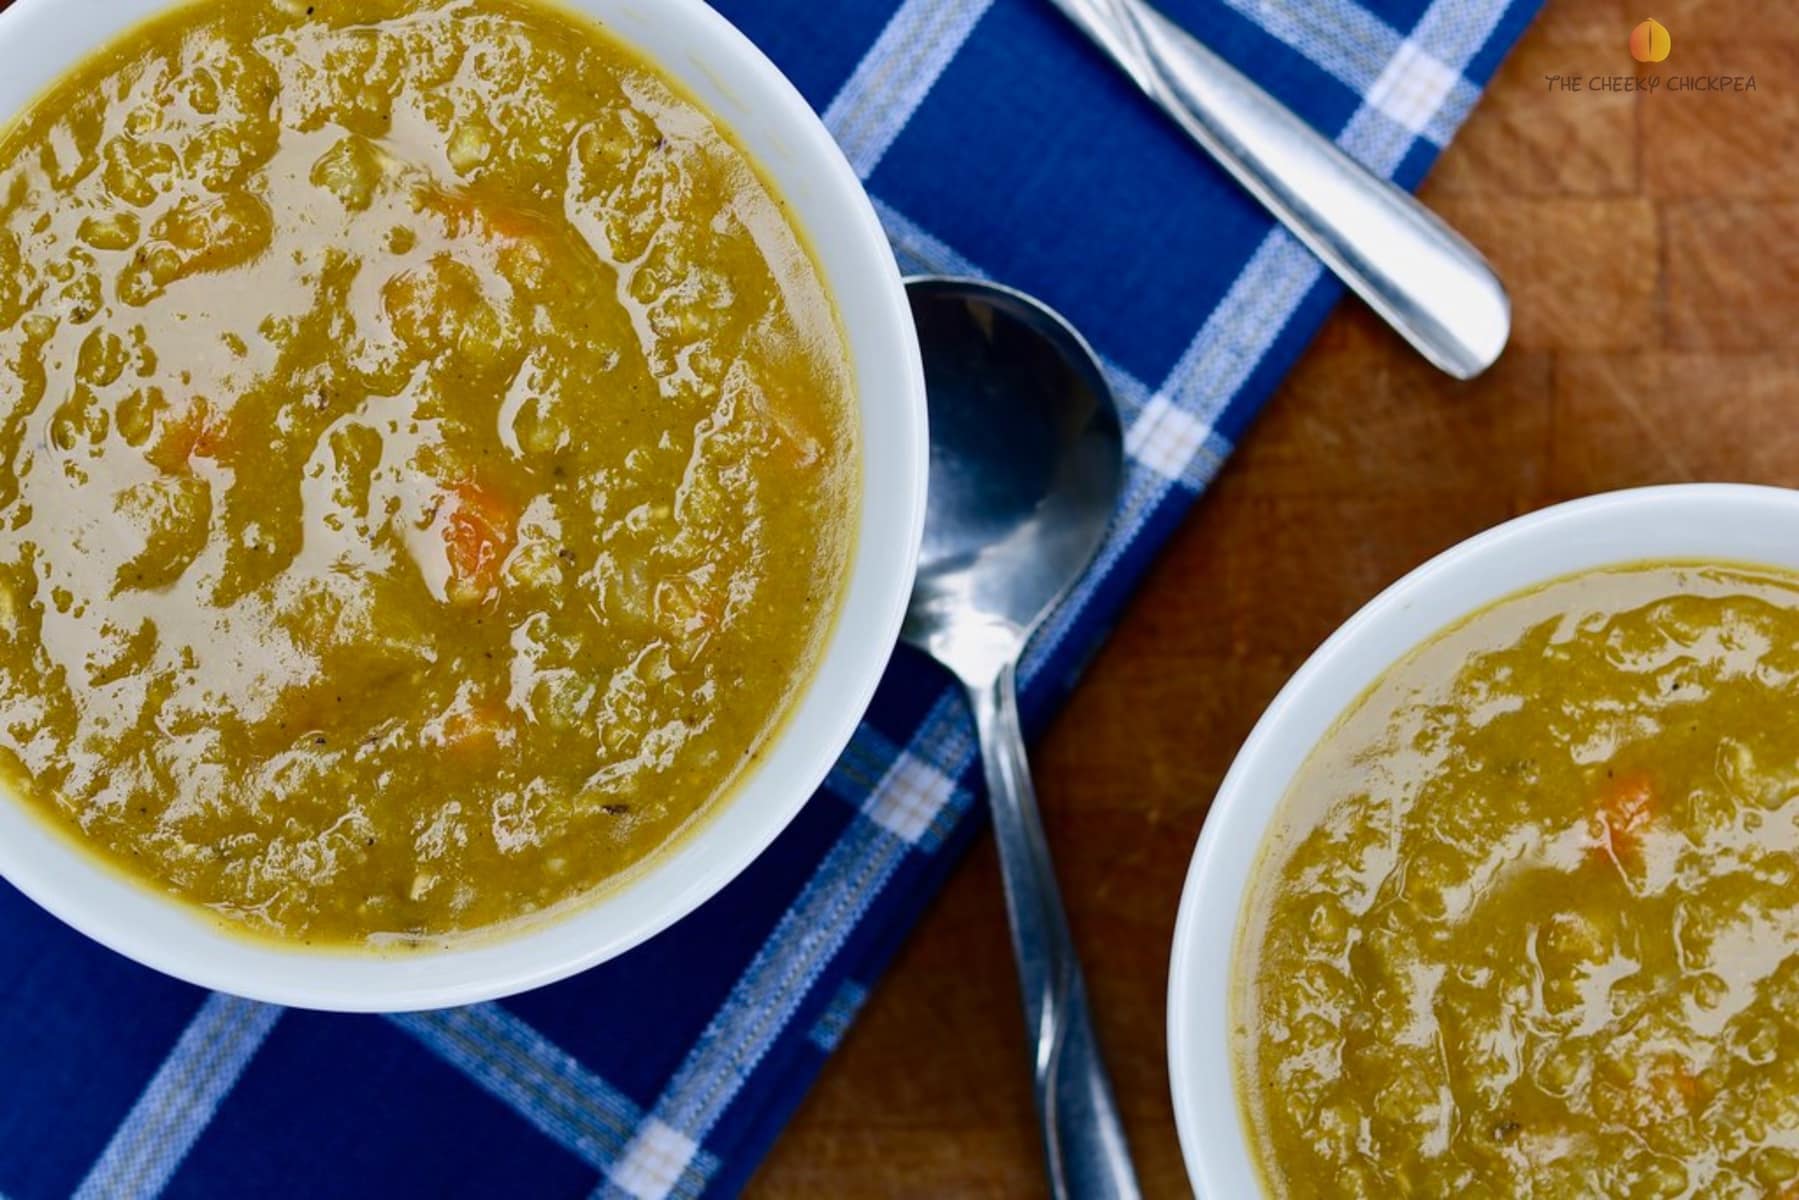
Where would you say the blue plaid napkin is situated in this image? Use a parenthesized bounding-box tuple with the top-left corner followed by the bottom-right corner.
(0, 0, 1540, 1195)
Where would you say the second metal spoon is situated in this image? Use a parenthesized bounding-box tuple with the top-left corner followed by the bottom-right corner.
(1053, 0, 1510, 380)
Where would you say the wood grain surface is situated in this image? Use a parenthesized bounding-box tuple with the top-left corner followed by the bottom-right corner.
(752, 1, 1799, 1195)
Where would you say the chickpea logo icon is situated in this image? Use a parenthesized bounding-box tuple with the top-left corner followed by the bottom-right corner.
(1630, 18, 1671, 63)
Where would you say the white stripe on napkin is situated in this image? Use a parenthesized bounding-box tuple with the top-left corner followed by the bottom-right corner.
(864, 750, 962, 843)
(1366, 37, 1463, 136)
(608, 1119, 703, 1200)
(387, 1005, 655, 1174)
(827, 722, 971, 851)
(73, 995, 282, 1200)
(594, 817, 911, 1200)
(808, 980, 869, 1052)
(824, 0, 996, 178)
(1218, 0, 1478, 144)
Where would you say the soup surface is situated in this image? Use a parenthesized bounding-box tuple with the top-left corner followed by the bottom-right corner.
(0, 0, 857, 942)
(1238, 563, 1799, 1198)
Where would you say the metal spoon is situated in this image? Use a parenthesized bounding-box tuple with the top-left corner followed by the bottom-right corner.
(1050, 0, 1511, 380)
(903, 276, 1140, 1199)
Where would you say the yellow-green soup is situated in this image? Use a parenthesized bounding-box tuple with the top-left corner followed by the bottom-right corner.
(0, 0, 858, 943)
(1238, 563, 1799, 1198)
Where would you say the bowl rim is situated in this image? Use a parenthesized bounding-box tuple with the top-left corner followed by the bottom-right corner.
(1166, 482, 1799, 1194)
(0, 0, 927, 1010)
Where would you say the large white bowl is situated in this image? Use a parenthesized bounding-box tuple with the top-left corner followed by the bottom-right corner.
(0, 0, 926, 1011)
(1168, 483, 1799, 1195)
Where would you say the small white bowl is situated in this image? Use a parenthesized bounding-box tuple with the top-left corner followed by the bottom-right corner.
(1167, 483, 1799, 1195)
(0, 0, 926, 1011)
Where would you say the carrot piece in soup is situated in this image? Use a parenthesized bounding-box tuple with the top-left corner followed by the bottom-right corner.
(425, 187, 544, 245)
(1646, 1053, 1701, 1112)
(442, 481, 515, 605)
(440, 702, 507, 756)
(146, 397, 228, 473)
(1593, 768, 1657, 862)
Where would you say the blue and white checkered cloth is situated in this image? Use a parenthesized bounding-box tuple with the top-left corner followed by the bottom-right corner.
(0, 0, 1539, 1195)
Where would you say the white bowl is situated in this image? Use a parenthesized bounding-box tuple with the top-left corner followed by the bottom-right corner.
(0, 0, 926, 1011)
(1167, 483, 1799, 1195)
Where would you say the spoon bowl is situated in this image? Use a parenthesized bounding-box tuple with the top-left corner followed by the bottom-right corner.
(904, 277, 1124, 684)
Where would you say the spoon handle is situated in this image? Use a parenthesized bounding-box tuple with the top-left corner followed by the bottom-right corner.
(967, 661, 1142, 1200)
(1047, 0, 1510, 380)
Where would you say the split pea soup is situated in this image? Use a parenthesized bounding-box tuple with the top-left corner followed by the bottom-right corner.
(1238, 562, 1799, 1198)
(0, 0, 859, 944)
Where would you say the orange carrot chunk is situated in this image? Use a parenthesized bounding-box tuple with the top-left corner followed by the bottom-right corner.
(146, 397, 228, 473)
(442, 481, 515, 605)
(1646, 1053, 1700, 1110)
(1593, 768, 1657, 862)
(440, 702, 506, 756)
(425, 187, 545, 244)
